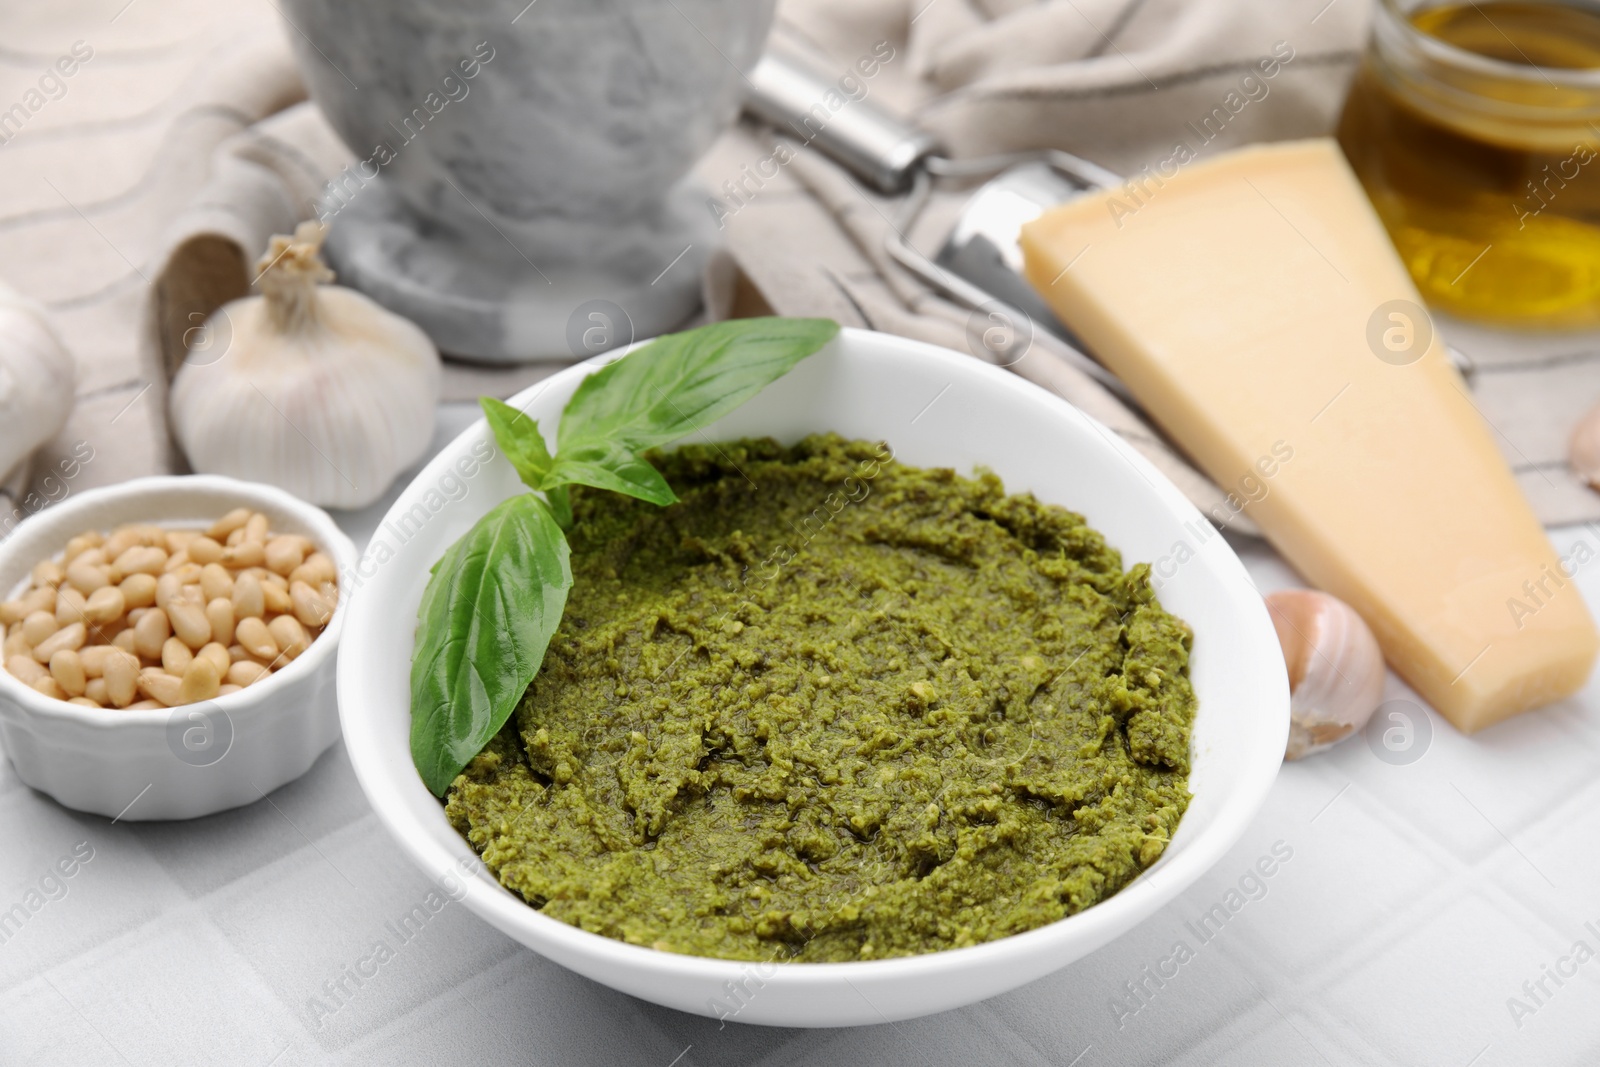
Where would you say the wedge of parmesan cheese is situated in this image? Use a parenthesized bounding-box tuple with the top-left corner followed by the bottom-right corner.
(1020, 138, 1597, 733)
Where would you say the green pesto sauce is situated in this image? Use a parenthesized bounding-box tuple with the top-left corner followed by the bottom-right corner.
(445, 435, 1196, 962)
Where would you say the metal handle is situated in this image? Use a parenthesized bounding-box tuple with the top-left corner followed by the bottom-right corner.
(743, 49, 939, 195)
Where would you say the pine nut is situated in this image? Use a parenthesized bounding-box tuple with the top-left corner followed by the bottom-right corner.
(166, 530, 199, 554)
(222, 540, 265, 568)
(168, 601, 211, 649)
(66, 561, 110, 595)
(205, 598, 235, 647)
(265, 536, 305, 576)
(231, 572, 264, 619)
(7, 655, 47, 685)
(32, 677, 64, 700)
(161, 550, 191, 574)
(137, 668, 184, 707)
(199, 563, 233, 602)
(31, 559, 64, 588)
(120, 573, 158, 609)
(85, 677, 109, 705)
(104, 652, 138, 707)
(49, 650, 86, 696)
(218, 684, 242, 696)
(84, 586, 125, 626)
(290, 581, 334, 628)
(127, 700, 163, 710)
(0, 600, 24, 626)
(161, 637, 193, 675)
(133, 608, 171, 661)
(32, 623, 86, 663)
(113, 545, 167, 578)
(101, 529, 139, 560)
(245, 512, 269, 543)
(68, 697, 101, 708)
(112, 630, 138, 657)
(188, 536, 224, 565)
(54, 587, 87, 626)
(64, 532, 102, 562)
(207, 508, 252, 540)
(22, 611, 58, 647)
(180, 657, 221, 703)
(306, 552, 336, 583)
(21, 586, 55, 616)
(235, 617, 278, 661)
(267, 615, 310, 660)
(197, 642, 231, 678)
(262, 581, 292, 616)
(227, 661, 269, 687)
(155, 573, 183, 613)
(80, 645, 116, 678)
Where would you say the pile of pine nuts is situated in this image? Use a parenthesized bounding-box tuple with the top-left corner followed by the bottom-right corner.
(0, 508, 338, 710)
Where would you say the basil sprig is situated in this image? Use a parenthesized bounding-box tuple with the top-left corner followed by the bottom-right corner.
(409, 317, 840, 796)
(408, 495, 571, 797)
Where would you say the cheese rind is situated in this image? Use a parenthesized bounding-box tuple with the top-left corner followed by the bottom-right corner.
(1020, 138, 1598, 733)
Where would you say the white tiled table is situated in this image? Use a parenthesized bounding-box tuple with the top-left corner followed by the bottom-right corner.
(2, 403, 1597, 1066)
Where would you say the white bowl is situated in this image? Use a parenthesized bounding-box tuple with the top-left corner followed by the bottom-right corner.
(338, 328, 1288, 1026)
(0, 475, 356, 821)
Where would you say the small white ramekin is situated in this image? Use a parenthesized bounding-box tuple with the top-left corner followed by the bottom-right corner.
(0, 475, 356, 820)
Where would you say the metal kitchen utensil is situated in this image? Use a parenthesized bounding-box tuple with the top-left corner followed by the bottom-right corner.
(744, 48, 1137, 404)
(743, 49, 1475, 388)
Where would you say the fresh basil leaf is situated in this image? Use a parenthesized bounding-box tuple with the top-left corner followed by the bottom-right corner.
(480, 396, 554, 490)
(556, 317, 839, 456)
(542, 440, 678, 507)
(409, 494, 571, 796)
(543, 484, 573, 528)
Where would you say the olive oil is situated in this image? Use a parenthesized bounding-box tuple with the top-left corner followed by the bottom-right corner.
(1337, 1, 1600, 325)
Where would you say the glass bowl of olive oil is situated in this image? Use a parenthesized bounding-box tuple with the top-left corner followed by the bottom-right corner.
(1338, 0, 1600, 326)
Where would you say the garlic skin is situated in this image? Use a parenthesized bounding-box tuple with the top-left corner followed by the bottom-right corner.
(169, 222, 440, 509)
(1573, 399, 1600, 491)
(1265, 589, 1386, 760)
(0, 282, 75, 482)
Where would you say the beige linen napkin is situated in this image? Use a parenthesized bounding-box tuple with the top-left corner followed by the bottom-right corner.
(3, 0, 1597, 531)
(0, 0, 306, 518)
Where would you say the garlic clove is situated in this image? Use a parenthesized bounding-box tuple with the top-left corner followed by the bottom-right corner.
(1572, 399, 1600, 491)
(1265, 589, 1387, 760)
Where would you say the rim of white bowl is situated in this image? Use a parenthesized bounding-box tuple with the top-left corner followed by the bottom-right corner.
(0, 474, 357, 730)
(341, 328, 1288, 984)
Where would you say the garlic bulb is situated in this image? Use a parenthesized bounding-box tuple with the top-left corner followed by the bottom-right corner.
(1573, 399, 1600, 491)
(0, 281, 75, 481)
(169, 222, 440, 508)
(1265, 589, 1386, 760)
